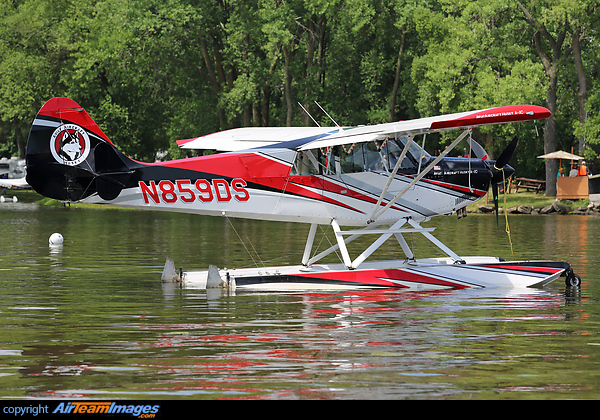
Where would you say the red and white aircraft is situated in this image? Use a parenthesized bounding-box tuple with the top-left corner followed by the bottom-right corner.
(26, 97, 580, 291)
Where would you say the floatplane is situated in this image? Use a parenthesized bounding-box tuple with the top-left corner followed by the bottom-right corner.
(25, 97, 581, 292)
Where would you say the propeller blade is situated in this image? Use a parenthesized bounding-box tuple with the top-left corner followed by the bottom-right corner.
(494, 136, 519, 169)
(466, 137, 489, 161)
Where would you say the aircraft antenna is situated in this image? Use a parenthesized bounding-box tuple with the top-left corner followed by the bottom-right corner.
(298, 102, 321, 127)
(314, 101, 340, 127)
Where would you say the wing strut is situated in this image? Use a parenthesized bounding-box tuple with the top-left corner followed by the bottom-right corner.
(303, 218, 464, 270)
(368, 129, 471, 224)
(302, 220, 388, 267)
(368, 135, 415, 221)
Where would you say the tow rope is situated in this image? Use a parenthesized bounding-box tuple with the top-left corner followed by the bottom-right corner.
(501, 167, 515, 258)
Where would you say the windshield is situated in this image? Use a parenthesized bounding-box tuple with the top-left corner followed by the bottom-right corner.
(291, 136, 431, 176)
(402, 136, 431, 165)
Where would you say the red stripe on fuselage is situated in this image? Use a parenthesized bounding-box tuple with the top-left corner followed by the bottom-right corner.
(473, 264, 563, 274)
(288, 176, 404, 212)
(421, 178, 487, 197)
(150, 151, 481, 213)
(154, 152, 365, 212)
(155, 153, 407, 214)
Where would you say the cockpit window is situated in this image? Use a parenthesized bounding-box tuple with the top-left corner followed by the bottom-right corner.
(291, 136, 431, 176)
(402, 136, 431, 168)
(293, 150, 321, 175)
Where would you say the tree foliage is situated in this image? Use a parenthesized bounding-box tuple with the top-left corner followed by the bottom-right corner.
(1, 0, 599, 185)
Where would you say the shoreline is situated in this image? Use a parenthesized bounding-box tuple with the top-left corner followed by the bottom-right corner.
(468, 190, 600, 215)
(470, 201, 600, 216)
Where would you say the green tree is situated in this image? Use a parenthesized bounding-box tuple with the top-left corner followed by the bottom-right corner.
(0, 0, 597, 177)
(0, 0, 69, 158)
(411, 1, 547, 177)
(571, 1, 600, 165)
(516, 1, 571, 195)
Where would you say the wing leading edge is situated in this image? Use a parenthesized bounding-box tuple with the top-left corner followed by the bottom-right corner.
(298, 105, 550, 151)
(177, 105, 550, 152)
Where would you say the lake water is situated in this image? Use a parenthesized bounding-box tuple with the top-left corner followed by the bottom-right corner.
(0, 202, 599, 400)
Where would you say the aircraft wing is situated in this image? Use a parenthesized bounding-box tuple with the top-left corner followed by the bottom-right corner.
(0, 177, 30, 189)
(176, 105, 550, 152)
(177, 126, 338, 151)
(297, 105, 550, 151)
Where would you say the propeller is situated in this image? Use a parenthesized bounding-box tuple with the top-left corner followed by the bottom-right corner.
(467, 136, 519, 226)
(491, 178, 500, 227)
(466, 137, 489, 161)
(493, 135, 519, 175)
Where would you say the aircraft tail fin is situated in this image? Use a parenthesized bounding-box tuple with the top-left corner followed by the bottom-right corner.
(26, 97, 136, 202)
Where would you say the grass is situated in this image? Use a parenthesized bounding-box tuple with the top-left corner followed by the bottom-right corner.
(1, 189, 43, 203)
(0, 189, 130, 210)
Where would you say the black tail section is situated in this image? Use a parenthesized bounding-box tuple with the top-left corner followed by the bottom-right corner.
(26, 97, 137, 202)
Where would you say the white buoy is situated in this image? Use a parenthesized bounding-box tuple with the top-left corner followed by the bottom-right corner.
(49, 233, 64, 245)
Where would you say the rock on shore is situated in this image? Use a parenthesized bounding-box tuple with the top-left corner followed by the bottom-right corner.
(476, 201, 600, 215)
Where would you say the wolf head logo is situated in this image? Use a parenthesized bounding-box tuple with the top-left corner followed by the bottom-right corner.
(50, 124, 90, 166)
